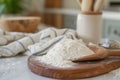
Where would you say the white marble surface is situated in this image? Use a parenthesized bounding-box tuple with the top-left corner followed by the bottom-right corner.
(0, 55, 120, 80)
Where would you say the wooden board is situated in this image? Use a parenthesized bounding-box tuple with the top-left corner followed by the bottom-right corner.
(28, 55, 120, 79)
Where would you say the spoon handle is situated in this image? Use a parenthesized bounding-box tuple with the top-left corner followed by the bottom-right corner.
(77, 0, 82, 7)
(94, 0, 104, 12)
(107, 49, 120, 56)
(81, 0, 94, 12)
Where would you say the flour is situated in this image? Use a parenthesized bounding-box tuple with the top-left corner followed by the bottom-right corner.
(38, 39, 95, 68)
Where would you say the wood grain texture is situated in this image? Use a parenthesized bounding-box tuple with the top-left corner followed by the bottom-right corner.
(94, 0, 104, 12)
(81, 0, 94, 12)
(43, 0, 63, 29)
(28, 55, 120, 79)
(0, 17, 41, 33)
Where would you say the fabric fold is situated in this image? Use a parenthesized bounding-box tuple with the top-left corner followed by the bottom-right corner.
(0, 32, 41, 57)
(0, 27, 119, 58)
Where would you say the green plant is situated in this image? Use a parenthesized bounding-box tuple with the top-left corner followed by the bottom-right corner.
(0, 0, 23, 14)
(0, 4, 5, 16)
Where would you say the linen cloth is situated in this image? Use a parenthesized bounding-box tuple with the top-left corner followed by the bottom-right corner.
(0, 28, 80, 57)
(0, 27, 120, 57)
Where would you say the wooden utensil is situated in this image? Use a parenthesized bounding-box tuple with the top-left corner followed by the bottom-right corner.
(73, 45, 120, 62)
(28, 55, 120, 79)
(81, 0, 94, 12)
(94, 0, 104, 12)
(79, 0, 82, 3)
(77, 0, 82, 7)
(91, 0, 96, 11)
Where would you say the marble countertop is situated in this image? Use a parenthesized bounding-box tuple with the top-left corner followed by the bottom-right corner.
(0, 56, 53, 80)
(0, 55, 120, 80)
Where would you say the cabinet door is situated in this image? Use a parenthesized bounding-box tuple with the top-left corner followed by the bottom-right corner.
(43, 0, 63, 29)
(103, 20, 120, 41)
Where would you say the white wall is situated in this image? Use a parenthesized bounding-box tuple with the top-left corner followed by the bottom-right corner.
(24, 0, 45, 12)
(104, 0, 109, 7)
(24, 0, 109, 11)
(63, 0, 80, 9)
(31, 0, 45, 12)
(63, 0, 109, 9)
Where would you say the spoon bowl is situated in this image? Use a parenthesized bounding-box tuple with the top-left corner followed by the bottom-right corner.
(73, 45, 120, 62)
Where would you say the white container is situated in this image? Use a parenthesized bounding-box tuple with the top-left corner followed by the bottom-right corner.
(77, 13, 102, 44)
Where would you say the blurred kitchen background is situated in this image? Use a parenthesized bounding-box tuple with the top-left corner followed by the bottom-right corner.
(0, 0, 120, 40)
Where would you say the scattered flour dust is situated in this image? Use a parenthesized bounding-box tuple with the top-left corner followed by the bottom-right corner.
(37, 39, 95, 68)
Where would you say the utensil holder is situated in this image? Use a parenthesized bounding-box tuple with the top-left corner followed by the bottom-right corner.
(77, 13, 102, 44)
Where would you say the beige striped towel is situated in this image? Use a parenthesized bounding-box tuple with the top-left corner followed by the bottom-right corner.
(0, 29, 31, 45)
(0, 28, 120, 57)
(0, 28, 80, 57)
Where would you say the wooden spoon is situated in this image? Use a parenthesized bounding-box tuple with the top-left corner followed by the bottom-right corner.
(94, 0, 104, 12)
(77, 0, 82, 5)
(73, 45, 120, 62)
(81, 0, 94, 12)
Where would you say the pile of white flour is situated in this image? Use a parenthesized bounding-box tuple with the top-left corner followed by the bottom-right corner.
(38, 39, 95, 68)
